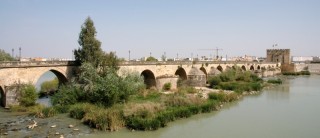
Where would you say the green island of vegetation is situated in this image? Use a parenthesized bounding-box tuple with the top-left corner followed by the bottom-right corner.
(7, 17, 283, 132)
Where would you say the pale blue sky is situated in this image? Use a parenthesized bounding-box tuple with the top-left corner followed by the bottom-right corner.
(1, 0, 319, 59)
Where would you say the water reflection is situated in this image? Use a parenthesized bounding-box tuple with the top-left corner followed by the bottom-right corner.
(265, 79, 290, 101)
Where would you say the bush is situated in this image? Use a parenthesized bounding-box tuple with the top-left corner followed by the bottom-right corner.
(163, 83, 171, 91)
(177, 86, 198, 94)
(208, 77, 221, 88)
(82, 106, 125, 131)
(42, 107, 58, 118)
(20, 84, 38, 107)
(283, 71, 310, 76)
(208, 92, 238, 102)
(69, 103, 96, 119)
(267, 79, 282, 84)
(51, 84, 82, 106)
(39, 78, 59, 97)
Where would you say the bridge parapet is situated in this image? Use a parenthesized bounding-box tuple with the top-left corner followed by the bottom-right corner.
(120, 61, 277, 66)
(0, 61, 77, 68)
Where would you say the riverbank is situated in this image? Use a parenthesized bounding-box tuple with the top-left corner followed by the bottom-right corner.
(0, 108, 93, 137)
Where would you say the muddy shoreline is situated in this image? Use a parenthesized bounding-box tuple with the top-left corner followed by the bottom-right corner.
(0, 108, 93, 138)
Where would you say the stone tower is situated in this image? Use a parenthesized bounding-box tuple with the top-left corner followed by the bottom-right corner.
(266, 49, 291, 64)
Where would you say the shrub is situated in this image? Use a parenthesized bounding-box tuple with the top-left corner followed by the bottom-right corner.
(19, 84, 38, 107)
(82, 106, 125, 131)
(39, 78, 59, 97)
(208, 76, 221, 88)
(208, 92, 238, 102)
(69, 103, 97, 119)
(177, 86, 198, 94)
(267, 79, 282, 84)
(163, 83, 171, 91)
(51, 84, 82, 106)
(41, 107, 58, 118)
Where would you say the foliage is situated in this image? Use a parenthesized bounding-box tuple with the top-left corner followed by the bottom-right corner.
(282, 71, 310, 76)
(267, 78, 282, 84)
(74, 17, 103, 67)
(39, 78, 59, 96)
(99, 52, 120, 76)
(0, 49, 14, 61)
(177, 86, 198, 94)
(146, 56, 158, 62)
(208, 92, 238, 102)
(19, 84, 38, 107)
(60, 63, 144, 107)
(163, 83, 171, 91)
(69, 103, 125, 131)
(208, 77, 221, 88)
(51, 84, 82, 106)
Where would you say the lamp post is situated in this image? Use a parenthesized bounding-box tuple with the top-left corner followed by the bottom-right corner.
(19, 47, 21, 60)
(11, 48, 14, 58)
(128, 50, 131, 61)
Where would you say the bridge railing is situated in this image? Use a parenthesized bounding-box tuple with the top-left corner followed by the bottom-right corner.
(0, 61, 77, 68)
(120, 61, 277, 66)
(0, 60, 279, 68)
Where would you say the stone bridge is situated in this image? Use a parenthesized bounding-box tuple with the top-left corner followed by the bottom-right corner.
(0, 61, 281, 108)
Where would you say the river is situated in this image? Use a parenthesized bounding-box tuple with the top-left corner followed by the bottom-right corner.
(85, 75, 320, 138)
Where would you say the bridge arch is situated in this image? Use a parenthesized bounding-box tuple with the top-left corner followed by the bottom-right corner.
(241, 65, 246, 71)
(0, 86, 5, 107)
(199, 67, 207, 82)
(141, 70, 156, 89)
(217, 65, 223, 72)
(257, 65, 261, 70)
(33, 68, 68, 86)
(250, 65, 254, 71)
(36, 69, 69, 96)
(175, 67, 187, 80)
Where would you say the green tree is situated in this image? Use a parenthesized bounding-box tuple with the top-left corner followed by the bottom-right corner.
(146, 56, 158, 62)
(99, 52, 120, 76)
(74, 17, 103, 67)
(40, 78, 59, 96)
(0, 49, 14, 61)
(20, 84, 38, 107)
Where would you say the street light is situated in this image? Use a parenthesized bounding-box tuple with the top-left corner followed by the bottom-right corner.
(128, 50, 131, 61)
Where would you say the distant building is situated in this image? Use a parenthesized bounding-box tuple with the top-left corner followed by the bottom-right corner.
(292, 56, 313, 63)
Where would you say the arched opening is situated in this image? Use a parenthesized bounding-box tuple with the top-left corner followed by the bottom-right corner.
(35, 69, 68, 106)
(0, 86, 5, 107)
(250, 65, 254, 71)
(257, 65, 261, 70)
(175, 67, 187, 80)
(217, 65, 223, 72)
(141, 70, 156, 89)
(200, 67, 208, 83)
(241, 65, 246, 71)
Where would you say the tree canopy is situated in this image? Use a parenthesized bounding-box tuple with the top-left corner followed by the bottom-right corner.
(74, 17, 103, 67)
(0, 49, 14, 61)
(146, 56, 158, 62)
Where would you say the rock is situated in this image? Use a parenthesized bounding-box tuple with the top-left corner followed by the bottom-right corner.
(3, 132, 8, 135)
(27, 120, 38, 129)
(60, 135, 64, 138)
(55, 132, 60, 135)
(51, 125, 57, 128)
(68, 125, 74, 128)
(73, 128, 79, 131)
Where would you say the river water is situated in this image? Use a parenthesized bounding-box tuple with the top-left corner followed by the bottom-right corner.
(85, 75, 320, 138)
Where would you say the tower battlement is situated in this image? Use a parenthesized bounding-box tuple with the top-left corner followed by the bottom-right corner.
(266, 49, 291, 64)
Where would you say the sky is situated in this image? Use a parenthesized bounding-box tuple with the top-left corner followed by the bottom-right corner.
(1, 0, 320, 60)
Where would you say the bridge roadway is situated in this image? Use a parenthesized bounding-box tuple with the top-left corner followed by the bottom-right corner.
(0, 61, 280, 108)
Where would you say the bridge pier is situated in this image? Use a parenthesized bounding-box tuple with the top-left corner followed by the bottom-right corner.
(156, 75, 179, 90)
